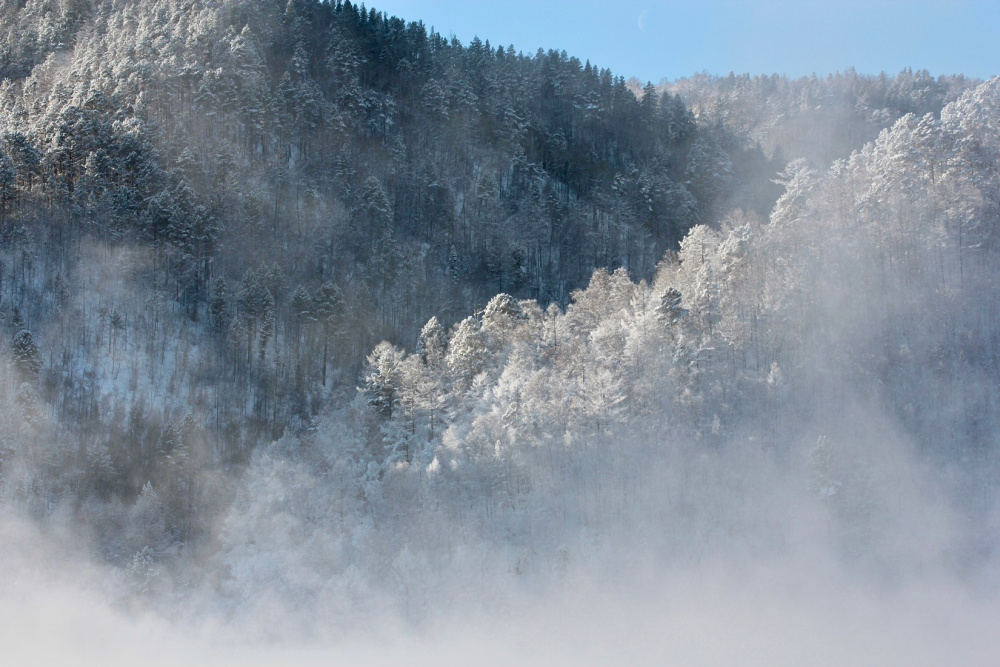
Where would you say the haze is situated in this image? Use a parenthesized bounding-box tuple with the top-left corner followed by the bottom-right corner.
(0, 1, 998, 665)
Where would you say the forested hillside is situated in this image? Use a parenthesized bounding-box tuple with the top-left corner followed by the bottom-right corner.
(0, 0, 786, 487)
(0, 0, 762, 325)
(210, 77, 1000, 630)
(0, 0, 736, 503)
(1, 0, 999, 652)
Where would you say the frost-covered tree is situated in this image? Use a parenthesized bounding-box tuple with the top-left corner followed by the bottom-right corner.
(446, 316, 488, 390)
(416, 316, 447, 367)
(364, 341, 403, 421)
(656, 287, 688, 326)
(11, 329, 41, 378)
(481, 292, 526, 352)
(770, 158, 816, 227)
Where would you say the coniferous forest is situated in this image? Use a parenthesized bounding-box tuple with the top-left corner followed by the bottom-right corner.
(2, 0, 1000, 663)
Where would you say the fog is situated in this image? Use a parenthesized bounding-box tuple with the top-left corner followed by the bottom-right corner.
(4, 487, 1000, 666)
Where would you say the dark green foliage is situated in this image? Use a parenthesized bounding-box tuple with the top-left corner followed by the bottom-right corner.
(0, 0, 730, 344)
(210, 278, 228, 331)
(657, 287, 687, 325)
(53, 274, 70, 310)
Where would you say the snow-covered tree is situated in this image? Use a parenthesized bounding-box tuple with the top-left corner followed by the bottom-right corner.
(11, 329, 41, 378)
(364, 341, 403, 421)
(446, 316, 488, 390)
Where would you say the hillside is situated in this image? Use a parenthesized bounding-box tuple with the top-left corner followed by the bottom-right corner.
(0, 0, 999, 657)
(0, 0, 793, 507)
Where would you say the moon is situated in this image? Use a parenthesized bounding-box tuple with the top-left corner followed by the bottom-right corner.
(638, 9, 649, 33)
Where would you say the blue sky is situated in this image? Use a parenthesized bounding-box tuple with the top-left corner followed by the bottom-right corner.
(368, 1, 1000, 83)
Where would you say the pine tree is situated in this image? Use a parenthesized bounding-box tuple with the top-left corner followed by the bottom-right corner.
(657, 286, 688, 326)
(770, 158, 816, 227)
(237, 268, 275, 366)
(416, 316, 447, 367)
(364, 341, 402, 420)
(693, 262, 721, 339)
(481, 292, 526, 352)
(0, 149, 17, 221)
(11, 329, 41, 378)
(53, 273, 70, 311)
(448, 245, 461, 285)
(210, 278, 228, 332)
(313, 281, 345, 386)
(446, 316, 488, 389)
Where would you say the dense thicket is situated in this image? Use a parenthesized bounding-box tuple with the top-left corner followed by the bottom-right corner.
(0, 0, 758, 323)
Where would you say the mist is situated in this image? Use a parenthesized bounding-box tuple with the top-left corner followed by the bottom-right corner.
(4, 456, 1000, 667)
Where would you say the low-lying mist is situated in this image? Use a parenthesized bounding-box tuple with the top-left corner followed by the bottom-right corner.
(3, 420, 1000, 667)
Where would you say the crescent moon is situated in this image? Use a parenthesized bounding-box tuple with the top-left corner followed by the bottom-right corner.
(638, 9, 649, 33)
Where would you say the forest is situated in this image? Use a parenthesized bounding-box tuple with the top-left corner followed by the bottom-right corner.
(1, 0, 999, 661)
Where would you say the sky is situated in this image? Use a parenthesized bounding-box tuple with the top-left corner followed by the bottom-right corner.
(367, 0, 1000, 83)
